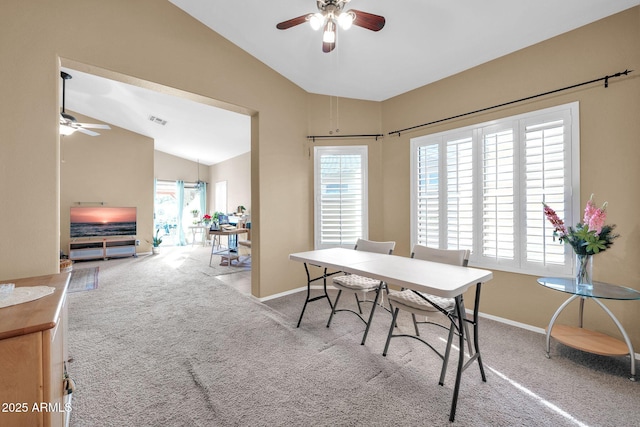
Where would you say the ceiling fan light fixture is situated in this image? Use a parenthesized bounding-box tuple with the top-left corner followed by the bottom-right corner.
(60, 124, 77, 136)
(309, 13, 325, 30)
(322, 21, 336, 43)
(276, 1, 385, 52)
(337, 11, 354, 30)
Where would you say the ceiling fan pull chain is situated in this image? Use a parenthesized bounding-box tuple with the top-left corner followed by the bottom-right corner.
(329, 95, 333, 134)
(335, 96, 339, 134)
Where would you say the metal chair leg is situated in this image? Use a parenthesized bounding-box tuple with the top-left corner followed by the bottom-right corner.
(383, 307, 401, 356)
(354, 293, 363, 314)
(439, 324, 455, 386)
(327, 289, 343, 328)
(384, 285, 394, 313)
(411, 313, 420, 336)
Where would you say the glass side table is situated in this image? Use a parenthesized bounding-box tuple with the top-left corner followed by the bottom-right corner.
(537, 277, 640, 381)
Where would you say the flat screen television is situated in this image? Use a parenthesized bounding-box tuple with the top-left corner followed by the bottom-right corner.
(70, 206, 137, 238)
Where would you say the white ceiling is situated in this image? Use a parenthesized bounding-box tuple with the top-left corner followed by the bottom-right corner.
(170, 0, 639, 101)
(61, 67, 251, 166)
(62, 0, 639, 165)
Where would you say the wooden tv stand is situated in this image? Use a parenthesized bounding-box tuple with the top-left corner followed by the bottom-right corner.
(69, 237, 137, 261)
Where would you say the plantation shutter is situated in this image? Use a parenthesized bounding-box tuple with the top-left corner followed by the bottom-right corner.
(445, 136, 474, 250)
(480, 125, 515, 264)
(411, 102, 578, 276)
(522, 112, 573, 273)
(315, 146, 368, 249)
(413, 133, 473, 251)
(415, 143, 440, 247)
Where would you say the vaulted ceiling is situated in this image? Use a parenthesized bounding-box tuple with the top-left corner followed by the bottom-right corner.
(170, 0, 639, 101)
(62, 0, 639, 164)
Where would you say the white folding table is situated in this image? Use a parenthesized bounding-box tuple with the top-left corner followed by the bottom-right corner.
(289, 247, 493, 422)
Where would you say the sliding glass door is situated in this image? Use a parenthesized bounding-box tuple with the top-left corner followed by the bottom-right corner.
(155, 180, 205, 246)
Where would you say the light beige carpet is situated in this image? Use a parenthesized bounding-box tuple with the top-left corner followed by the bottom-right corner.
(65, 247, 638, 426)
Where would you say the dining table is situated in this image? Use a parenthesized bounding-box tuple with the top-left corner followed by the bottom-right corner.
(289, 247, 493, 422)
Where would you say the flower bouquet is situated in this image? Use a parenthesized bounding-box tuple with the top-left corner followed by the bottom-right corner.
(543, 195, 619, 287)
(202, 214, 212, 225)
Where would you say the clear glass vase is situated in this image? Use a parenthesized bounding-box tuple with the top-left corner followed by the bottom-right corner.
(575, 254, 593, 290)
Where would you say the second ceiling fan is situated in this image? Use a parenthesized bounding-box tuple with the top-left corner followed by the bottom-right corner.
(60, 71, 111, 137)
(276, 0, 385, 53)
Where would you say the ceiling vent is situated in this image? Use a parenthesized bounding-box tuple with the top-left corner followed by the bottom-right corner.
(149, 115, 167, 126)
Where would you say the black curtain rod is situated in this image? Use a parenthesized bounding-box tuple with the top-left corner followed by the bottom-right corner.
(307, 134, 384, 142)
(388, 69, 633, 137)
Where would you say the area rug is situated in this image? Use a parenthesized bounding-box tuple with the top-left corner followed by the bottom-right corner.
(68, 267, 99, 293)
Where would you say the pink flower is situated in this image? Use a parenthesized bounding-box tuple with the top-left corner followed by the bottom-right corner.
(583, 194, 607, 235)
(543, 203, 567, 238)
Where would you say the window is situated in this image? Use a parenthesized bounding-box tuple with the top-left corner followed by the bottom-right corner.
(411, 103, 580, 276)
(315, 146, 368, 249)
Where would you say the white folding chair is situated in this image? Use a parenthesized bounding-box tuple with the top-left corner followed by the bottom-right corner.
(327, 238, 396, 345)
(383, 245, 474, 385)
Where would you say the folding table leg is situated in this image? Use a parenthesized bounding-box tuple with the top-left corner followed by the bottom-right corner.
(448, 283, 486, 422)
(296, 264, 335, 328)
(449, 295, 466, 422)
(360, 285, 382, 345)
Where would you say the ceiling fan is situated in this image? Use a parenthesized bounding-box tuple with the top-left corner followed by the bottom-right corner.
(276, 0, 385, 53)
(59, 71, 111, 136)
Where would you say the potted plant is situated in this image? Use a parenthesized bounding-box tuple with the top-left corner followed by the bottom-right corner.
(152, 229, 163, 254)
(191, 209, 199, 218)
(202, 213, 212, 226)
(237, 205, 246, 214)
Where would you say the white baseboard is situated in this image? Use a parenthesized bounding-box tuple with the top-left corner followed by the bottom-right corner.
(258, 286, 311, 302)
(261, 286, 545, 334)
(260, 286, 544, 330)
(474, 311, 546, 334)
(260, 286, 640, 359)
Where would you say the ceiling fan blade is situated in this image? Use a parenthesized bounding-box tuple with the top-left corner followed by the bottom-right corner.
(350, 9, 385, 31)
(322, 40, 335, 53)
(276, 14, 309, 30)
(77, 123, 111, 130)
(76, 127, 100, 137)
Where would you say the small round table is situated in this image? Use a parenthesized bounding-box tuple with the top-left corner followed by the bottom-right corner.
(537, 277, 640, 381)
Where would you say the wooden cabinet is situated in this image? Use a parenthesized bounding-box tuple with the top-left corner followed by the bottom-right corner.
(69, 237, 136, 261)
(0, 274, 70, 427)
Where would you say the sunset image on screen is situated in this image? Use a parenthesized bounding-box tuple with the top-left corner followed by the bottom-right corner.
(70, 207, 137, 238)
(70, 207, 136, 224)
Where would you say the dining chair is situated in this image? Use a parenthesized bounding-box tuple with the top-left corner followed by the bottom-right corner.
(237, 221, 251, 264)
(327, 238, 396, 345)
(383, 245, 473, 386)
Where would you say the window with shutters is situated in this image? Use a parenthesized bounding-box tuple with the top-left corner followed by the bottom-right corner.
(314, 146, 368, 249)
(411, 103, 580, 276)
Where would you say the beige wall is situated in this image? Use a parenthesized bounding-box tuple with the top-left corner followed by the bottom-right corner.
(0, 0, 310, 299)
(306, 95, 385, 243)
(209, 152, 251, 216)
(381, 8, 640, 345)
(1, 1, 639, 347)
(60, 111, 154, 253)
(154, 151, 206, 184)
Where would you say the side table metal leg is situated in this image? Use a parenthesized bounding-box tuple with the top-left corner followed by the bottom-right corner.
(591, 298, 636, 381)
(545, 294, 580, 357)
